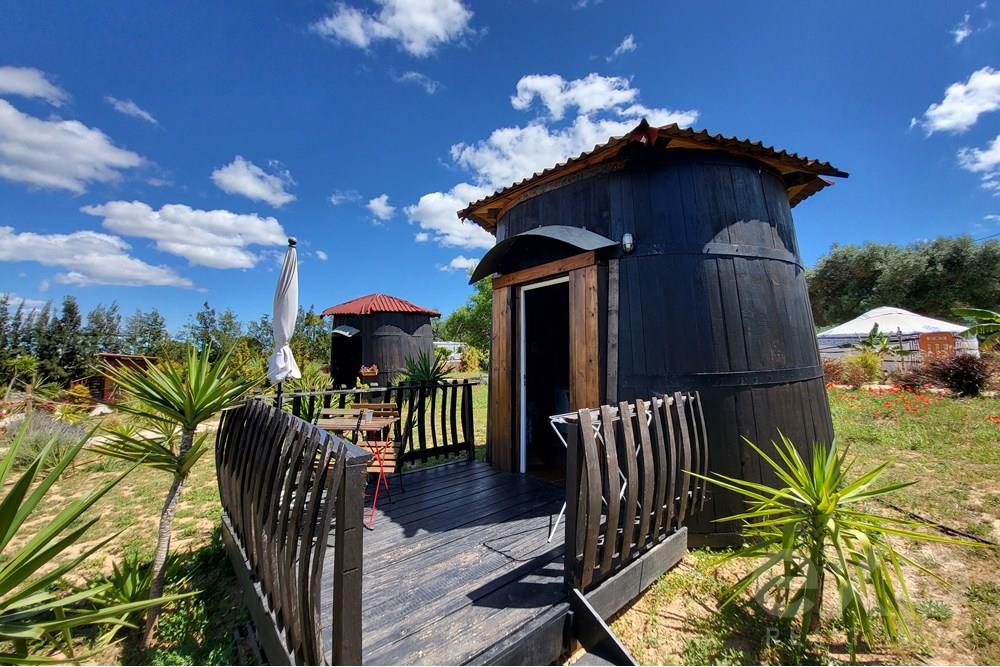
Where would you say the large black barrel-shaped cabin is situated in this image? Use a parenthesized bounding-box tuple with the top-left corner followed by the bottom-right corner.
(461, 121, 847, 540)
(321, 293, 439, 386)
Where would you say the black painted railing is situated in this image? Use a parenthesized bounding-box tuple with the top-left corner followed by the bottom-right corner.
(269, 380, 479, 465)
(565, 392, 708, 591)
(216, 400, 370, 665)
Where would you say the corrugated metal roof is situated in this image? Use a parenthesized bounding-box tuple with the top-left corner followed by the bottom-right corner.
(458, 120, 848, 232)
(321, 293, 440, 317)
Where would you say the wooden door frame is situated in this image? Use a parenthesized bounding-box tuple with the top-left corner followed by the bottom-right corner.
(488, 251, 601, 473)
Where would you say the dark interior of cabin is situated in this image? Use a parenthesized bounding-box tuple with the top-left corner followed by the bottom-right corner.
(330, 333, 362, 387)
(522, 280, 569, 482)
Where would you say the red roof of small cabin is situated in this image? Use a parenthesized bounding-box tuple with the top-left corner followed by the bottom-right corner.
(321, 293, 440, 317)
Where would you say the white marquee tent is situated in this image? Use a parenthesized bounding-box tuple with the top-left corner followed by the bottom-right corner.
(817, 306, 979, 367)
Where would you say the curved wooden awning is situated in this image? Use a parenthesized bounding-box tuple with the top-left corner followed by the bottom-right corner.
(469, 225, 617, 283)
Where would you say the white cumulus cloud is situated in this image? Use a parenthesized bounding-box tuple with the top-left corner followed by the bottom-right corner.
(0, 99, 143, 193)
(915, 66, 1000, 134)
(211, 156, 296, 207)
(0, 66, 69, 106)
(310, 0, 473, 57)
(315, 249, 329, 261)
(367, 193, 396, 220)
(81, 200, 288, 269)
(105, 96, 158, 125)
(0, 226, 190, 287)
(439, 255, 479, 271)
(406, 73, 699, 250)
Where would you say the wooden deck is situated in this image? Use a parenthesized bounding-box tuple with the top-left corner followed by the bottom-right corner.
(322, 461, 570, 665)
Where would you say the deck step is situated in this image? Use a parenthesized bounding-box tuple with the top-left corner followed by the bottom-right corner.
(567, 588, 637, 666)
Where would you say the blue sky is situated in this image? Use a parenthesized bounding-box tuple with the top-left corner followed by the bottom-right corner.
(1, 0, 999, 333)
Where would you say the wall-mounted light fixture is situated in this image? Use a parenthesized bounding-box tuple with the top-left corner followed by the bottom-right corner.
(621, 232, 635, 254)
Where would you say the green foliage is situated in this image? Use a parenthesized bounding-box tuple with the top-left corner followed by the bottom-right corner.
(440, 275, 492, 351)
(808, 236, 1000, 327)
(0, 419, 184, 663)
(94, 552, 190, 633)
(434, 345, 451, 364)
(461, 345, 486, 372)
(83, 303, 123, 356)
(926, 353, 991, 397)
(954, 307, 1000, 350)
(122, 308, 170, 356)
(844, 350, 882, 386)
(914, 599, 953, 622)
(397, 351, 448, 384)
(850, 324, 910, 359)
(691, 435, 979, 650)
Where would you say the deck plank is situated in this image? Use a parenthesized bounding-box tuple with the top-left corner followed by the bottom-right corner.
(320, 461, 570, 665)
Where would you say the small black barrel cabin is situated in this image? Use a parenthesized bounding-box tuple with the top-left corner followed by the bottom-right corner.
(321, 293, 439, 387)
(460, 121, 847, 541)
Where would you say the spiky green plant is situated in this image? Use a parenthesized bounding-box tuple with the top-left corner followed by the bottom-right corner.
(95, 345, 258, 646)
(953, 307, 1000, 350)
(691, 435, 979, 655)
(397, 351, 448, 385)
(0, 420, 183, 663)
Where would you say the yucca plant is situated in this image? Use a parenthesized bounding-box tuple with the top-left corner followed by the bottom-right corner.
(0, 420, 183, 663)
(397, 351, 448, 385)
(93, 552, 190, 644)
(953, 307, 1000, 350)
(94, 345, 258, 645)
(691, 435, 978, 657)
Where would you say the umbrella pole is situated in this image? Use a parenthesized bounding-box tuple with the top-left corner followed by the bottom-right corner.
(275, 381, 283, 409)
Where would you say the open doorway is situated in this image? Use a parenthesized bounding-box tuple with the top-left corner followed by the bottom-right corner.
(330, 327, 362, 387)
(519, 277, 570, 481)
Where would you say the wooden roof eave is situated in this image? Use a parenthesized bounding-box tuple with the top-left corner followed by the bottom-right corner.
(458, 121, 848, 234)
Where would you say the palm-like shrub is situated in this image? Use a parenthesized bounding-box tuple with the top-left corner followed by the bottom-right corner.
(692, 435, 975, 655)
(954, 307, 1000, 350)
(94, 345, 257, 645)
(0, 420, 180, 663)
(397, 351, 448, 385)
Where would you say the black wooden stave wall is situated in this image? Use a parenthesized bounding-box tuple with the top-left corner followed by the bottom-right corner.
(329, 311, 434, 386)
(498, 148, 834, 537)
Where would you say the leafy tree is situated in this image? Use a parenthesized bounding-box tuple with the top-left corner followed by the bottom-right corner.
(440, 275, 492, 351)
(953, 307, 1000, 350)
(123, 308, 170, 356)
(0, 293, 9, 367)
(808, 236, 1000, 327)
(183, 302, 219, 354)
(55, 296, 86, 382)
(85, 302, 123, 355)
(216, 307, 243, 354)
(8, 301, 26, 357)
(245, 314, 273, 351)
(31, 302, 59, 382)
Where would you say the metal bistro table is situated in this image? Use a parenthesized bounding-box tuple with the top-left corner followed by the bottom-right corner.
(317, 414, 400, 529)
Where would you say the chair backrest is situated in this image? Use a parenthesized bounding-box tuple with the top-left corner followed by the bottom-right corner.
(318, 407, 362, 419)
(353, 402, 399, 418)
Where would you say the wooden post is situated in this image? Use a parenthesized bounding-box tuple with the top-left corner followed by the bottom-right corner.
(331, 459, 366, 665)
(565, 421, 581, 589)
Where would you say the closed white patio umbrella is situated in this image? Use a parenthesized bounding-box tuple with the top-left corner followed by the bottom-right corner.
(268, 238, 302, 388)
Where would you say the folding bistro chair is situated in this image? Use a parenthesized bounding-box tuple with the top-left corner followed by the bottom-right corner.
(352, 402, 401, 528)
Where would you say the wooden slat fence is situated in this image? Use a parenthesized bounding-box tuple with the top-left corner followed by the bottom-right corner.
(270, 380, 478, 466)
(216, 400, 371, 665)
(565, 391, 709, 591)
